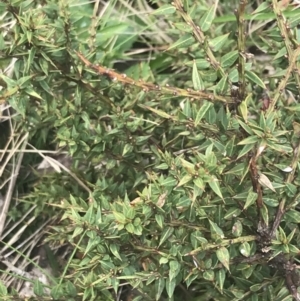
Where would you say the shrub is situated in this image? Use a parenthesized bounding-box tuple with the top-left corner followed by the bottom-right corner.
(1, 0, 300, 300)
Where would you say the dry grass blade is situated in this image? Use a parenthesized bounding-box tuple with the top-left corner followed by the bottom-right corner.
(0, 133, 28, 238)
(1, 218, 53, 294)
(27, 143, 94, 200)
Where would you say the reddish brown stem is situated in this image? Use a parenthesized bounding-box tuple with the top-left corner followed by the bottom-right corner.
(75, 51, 232, 104)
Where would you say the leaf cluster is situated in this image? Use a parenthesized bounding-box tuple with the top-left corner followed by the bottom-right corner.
(1, 0, 300, 301)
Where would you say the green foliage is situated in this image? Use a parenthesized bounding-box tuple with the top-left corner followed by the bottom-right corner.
(1, 0, 300, 300)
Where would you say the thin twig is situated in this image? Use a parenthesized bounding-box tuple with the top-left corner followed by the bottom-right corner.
(75, 51, 232, 104)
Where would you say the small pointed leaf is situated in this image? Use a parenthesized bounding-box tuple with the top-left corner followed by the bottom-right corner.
(169, 260, 181, 281)
(110, 244, 122, 261)
(215, 74, 228, 94)
(208, 176, 223, 199)
(177, 174, 193, 187)
(209, 220, 224, 238)
(152, 4, 176, 15)
(232, 220, 243, 237)
(167, 34, 195, 51)
(195, 100, 212, 126)
(221, 51, 238, 68)
(192, 60, 204, 90)
(209, 33, 230, 52)
(216, 269, 226, 291)
(245, 70, 266, 89)
(237, 143, 255, 160)
(159, 227, 174, 247)
(238, 135, 259, 145)
(244, 191, 258, 210)
(239, 242, 251, 257)
(139, 105, 173, 119)
(258, 173, 276, 192)
(166, 277, 176, 298)
(155, 278, 165, 301)
(216, 247, 230, 271)
(199, 5, 216, 32)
